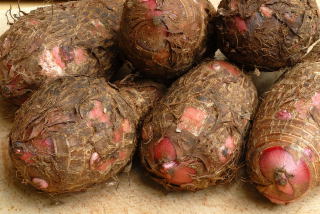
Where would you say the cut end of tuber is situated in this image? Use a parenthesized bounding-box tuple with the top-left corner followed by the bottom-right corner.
(257, 146, 311, 204)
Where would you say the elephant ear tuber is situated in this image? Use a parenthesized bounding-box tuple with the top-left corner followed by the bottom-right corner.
(9, 77, 164, 193)
(247, 62, 320, 204)
(119, 0, 216, 80)
(215, 0, 320, 70)
(0, 0, 125, 105)
(141, 60, 258, 191)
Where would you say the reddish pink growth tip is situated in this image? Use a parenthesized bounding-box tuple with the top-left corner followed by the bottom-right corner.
(32, 178, 48, 189)
(141, 0, 156, 9)
(312, 92, 320, 108)
(153, 137, 177, 162)
(275, 110, 292, 120)
(14, 148, 34, 164)
(234, 16, 247, 33)
(284, 12, 297, 23)
(90, 152, 100, 169)
(152, 138, 196, 185)
(160, 161, 196, 185)
(52, 47, 66, 69)
(303, 148, 314, 160)
(177, 107, 207, 136)
(141, 0, 163, 17)
(118, 150, 130, 161)
(113, 119, 131, 143)
(88, 101, 110, 124)
(167, 164, 196, 185)
(74, 48, 87, 64)
(212, 61, 241, 76)
(258, 146, 311, 204)
(218, 136, 236, 163)
(90, 152, 115, 172)
(259, 5, 273, 18)
(32, 138, 54, 154)
(27, 18, 41, 26)
(230, 0, 239, 10)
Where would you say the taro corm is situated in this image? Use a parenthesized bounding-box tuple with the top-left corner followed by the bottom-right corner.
(141, 60, 258, 191)
(0, 0, 125, 105)
(9, 77, 164, 193)
(119, 0, 216, 80)
(215, 0, 320, 70)
(247, 62, 320, 204)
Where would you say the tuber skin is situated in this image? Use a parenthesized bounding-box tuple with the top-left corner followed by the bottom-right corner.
(119, 0, 216, 80)
(247, 62, 320, 204)
(0, 0, 125, 105)
(303, 39, 320, 62)
(9, 77, 164, 193)
(215, 0, 320, 71)
(141, 60, 258, 191)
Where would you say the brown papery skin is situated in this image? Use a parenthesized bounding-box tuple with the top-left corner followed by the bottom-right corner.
(303, 40, 320, 62)
(0, 0, 125, 105)
(119, 0, 216, 80)
(9, 77, 164, 193)
(215, 0, 320, 71)
(247, 62, 320, 204)
(141, 60, 258, 191)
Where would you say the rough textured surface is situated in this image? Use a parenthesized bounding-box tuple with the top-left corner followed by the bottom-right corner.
(0, 0, 125, 105)
(247, 62, 320, 204)
(141, 60, 258, 191)
(119, 0, 216, 80)
(3, 1, 320, 213)
(9, 77, 164, 193)
(215, 0, 320, 71)
(303, 39, 320, 62)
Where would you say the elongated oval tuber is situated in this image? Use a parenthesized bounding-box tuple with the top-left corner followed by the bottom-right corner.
(0, 0, 125, 105)
(119, 0, 216, 79)
(247, 62, 320, 204)
(141, 60, 258, 191)
(9, 77, 164, 193)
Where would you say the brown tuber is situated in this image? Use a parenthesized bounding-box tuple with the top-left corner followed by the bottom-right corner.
(0, 0, 125, 105)
(141, 60, 258, 191)
(119, 0, 216, 80)
(247, 62, 320, 204)
(215, 0, 320, 70)
(9, 77, 164, 193)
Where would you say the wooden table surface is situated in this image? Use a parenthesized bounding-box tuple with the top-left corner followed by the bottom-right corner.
(0, 1, 319, 214)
